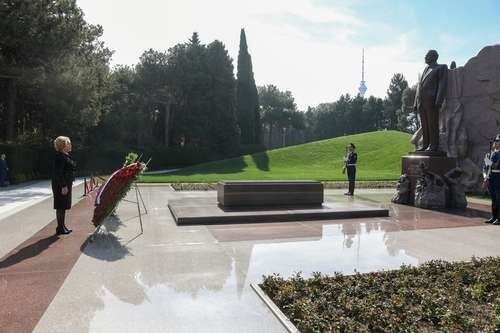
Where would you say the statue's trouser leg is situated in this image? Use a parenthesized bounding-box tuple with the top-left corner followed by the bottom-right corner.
(428, 106, 440, 148)
(419, 107, 429, 148)
(347, 166, 356, 194)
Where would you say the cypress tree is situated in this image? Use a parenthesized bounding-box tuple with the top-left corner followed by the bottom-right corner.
(189, 32, 201, 45)
(236, 28, 261, 144)
(205, 40, 240, 156)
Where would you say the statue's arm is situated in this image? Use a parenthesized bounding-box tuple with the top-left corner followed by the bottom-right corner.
(435, 65, 448, 107)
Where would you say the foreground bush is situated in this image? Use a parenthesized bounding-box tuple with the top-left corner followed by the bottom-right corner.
(261, 257, 500, 332)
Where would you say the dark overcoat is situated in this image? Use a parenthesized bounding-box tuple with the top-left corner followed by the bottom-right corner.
(0, 159, 8, 184)
(51, 152, 76, 210)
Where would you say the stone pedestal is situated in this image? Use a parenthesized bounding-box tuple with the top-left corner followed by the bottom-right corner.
(217, 180, 323, 207)
(401, 152, 457, 204)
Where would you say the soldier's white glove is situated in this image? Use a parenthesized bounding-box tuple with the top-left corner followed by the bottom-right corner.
(484, 156, 493, 166)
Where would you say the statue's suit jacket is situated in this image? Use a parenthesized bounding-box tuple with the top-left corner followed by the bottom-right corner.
(414, 64, 448, 109)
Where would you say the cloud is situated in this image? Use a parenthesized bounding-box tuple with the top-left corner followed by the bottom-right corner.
(77, 0, 423, 109)
(439, 33, 467, 52)
(254, 0, 363, 26)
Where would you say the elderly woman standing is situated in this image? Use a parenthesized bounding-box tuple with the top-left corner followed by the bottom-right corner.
(52, 136, 76, 235)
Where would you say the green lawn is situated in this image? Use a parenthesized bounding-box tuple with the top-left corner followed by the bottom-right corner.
(139, 130, 413, 183)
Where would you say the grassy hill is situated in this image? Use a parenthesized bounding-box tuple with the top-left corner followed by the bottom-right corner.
(139, 130, 412, 183)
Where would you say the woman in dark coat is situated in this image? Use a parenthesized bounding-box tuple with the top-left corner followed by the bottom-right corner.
(52, 136, 76, 235)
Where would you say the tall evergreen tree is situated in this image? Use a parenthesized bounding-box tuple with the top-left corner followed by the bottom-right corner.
(363, 96, 384, 131)
(383, 73, 408, 130)
(399, 85, 418, 133)
(236, 29, 261, 144)
(189, 32, 201, 45)
(205, 40, 240, 155)
(0, 0, 107, 141)
(259, 85, 296, 148)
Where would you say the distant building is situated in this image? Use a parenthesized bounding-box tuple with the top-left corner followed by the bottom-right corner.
(358, 49, 367, 97)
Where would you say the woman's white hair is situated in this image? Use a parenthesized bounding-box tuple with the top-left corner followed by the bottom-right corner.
(53, 136, 71, 152)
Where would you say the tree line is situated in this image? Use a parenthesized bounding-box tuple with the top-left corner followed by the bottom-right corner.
(0, 0, 418, 163)
(260, 74, 417, 148)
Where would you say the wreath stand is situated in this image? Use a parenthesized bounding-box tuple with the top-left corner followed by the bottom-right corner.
(122, 182, 148, 233)
(91, 182, 147, 242)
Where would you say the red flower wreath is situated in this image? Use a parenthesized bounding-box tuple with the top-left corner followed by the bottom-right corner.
(92, 161, 145, 227)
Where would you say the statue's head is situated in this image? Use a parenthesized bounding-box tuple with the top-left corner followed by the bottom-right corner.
(425, 50, 439, 65)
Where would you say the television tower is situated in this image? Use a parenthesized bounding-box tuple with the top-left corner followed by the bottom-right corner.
(358, 48, 367, 97)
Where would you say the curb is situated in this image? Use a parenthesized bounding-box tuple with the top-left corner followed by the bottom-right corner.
(251, 283, 301, 333)
(163, 181, 398, 191)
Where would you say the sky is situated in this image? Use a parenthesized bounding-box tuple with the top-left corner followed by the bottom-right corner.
(76, 0, 500, 110)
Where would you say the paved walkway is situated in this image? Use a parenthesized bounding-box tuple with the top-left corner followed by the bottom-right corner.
(0, 179, 84, 221)
(142, 169, 180, 175)
(0, 180, 84, 260)
(0, 192, 96, 333)
(1, 187, 499, 332)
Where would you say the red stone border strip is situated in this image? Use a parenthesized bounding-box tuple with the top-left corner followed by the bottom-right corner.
(0, 193, 96, 333)
(251, 283, 301, 333)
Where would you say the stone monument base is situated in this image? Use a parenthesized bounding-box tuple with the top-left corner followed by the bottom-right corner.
(403, 154, 457, 203)
(397, 152, 460, 207)
(168, 197, 389, 225)
(170, 180, 389, 225)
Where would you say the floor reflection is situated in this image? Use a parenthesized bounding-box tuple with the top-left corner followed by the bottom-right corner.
(86, 262, 276, 332)
(35, 187, 498, 333)
(218, 221, 418, 288)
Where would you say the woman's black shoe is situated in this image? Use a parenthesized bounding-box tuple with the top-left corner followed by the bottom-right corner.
(56, 228, 71, 235)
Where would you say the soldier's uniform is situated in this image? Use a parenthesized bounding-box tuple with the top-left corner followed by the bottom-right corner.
(485, 134, 500, 225)
(345, 149, 358, 196)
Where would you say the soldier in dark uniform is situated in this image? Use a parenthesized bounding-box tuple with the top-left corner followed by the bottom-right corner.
(484, 134, 500, 225)
(343, 143, 357, 196)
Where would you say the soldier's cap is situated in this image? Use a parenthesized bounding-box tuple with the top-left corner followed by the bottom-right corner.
(494, 134, 500, 142)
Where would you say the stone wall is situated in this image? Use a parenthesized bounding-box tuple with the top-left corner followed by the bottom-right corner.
(439, 44, 500, 191)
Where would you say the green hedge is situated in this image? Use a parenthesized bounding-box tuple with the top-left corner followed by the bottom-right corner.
(0, 143, 267, 183)
(261, 257, 500, 332)
(0, 144, 41, 183)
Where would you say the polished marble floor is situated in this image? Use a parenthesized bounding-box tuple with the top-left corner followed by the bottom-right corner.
(1, 186, 499, 332)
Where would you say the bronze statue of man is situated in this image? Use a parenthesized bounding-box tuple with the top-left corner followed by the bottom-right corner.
(414, 50, 448, 152)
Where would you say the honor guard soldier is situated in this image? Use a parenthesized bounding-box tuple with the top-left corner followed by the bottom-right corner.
(343, 143, 357, 196)
(484, 134, 500, 225)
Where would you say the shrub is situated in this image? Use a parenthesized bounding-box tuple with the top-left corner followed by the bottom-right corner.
(261, 257, 500, 332)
